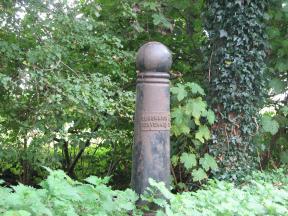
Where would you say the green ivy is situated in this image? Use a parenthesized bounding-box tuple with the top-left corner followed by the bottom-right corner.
(205, 0, 269, 180)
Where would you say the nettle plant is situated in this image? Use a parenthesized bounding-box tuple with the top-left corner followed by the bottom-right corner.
(0, 168, 139, 216)
(170, 82, 218, 189)
(1, 168, 287, 216)
(145, 169, 288, 216)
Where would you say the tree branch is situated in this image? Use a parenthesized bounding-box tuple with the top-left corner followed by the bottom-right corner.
(67, 125, 100, 177)
(54, 138, 70, 170)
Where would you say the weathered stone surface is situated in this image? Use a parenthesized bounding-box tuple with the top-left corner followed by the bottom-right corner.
(131, 42, 172, 196)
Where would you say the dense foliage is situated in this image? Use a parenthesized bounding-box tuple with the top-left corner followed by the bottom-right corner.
(148, 168, 288, 216)
(0, 0, 212, 188)
(0, 0, 287, 210)
(255, 0, 288, 169)
(0, 0, 135, 186)
(0, 168, 287, 215)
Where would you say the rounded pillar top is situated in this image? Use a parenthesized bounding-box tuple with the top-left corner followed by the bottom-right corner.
(136, 41, 172, 72)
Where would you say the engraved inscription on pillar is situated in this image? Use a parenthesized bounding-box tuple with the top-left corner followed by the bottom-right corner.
(139, 112, 170, 131)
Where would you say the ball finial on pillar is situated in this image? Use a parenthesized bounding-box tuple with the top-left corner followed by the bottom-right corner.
(136, 41, 172, 73)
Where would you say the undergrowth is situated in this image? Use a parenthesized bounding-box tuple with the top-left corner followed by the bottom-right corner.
(0, 168, 287, 216)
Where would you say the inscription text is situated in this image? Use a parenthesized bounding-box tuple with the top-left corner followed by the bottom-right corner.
(139, 112, 170, 131)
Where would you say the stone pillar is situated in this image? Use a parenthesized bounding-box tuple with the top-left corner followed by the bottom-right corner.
(131, 41, 172, 195)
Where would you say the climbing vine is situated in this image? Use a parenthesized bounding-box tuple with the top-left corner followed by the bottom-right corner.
(205, 0, 269, 179)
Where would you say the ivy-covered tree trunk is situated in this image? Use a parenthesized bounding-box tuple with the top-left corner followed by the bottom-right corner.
(205, 0, 268, 179)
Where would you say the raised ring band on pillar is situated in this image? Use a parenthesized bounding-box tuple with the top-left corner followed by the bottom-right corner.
(137, 72, 170, 84)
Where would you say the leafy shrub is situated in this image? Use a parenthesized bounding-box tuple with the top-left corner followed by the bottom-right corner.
(146, 170, 288, 216)
(243, 167, 288, 187)
(0, 168, 139, 216)
(0, 168, 287, 216)
(170, 82, 217, 189)
(255, 108, 288, 168)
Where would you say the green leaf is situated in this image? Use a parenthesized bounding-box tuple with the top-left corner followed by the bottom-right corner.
(186, 82, 205, 95)
(261, 115, 279, 135)
(85, 176, 110, 185)
(171, 155, 179, 166)
(192, 139, 203, 148)
(269, 79, 285, 94)
(180, 153, 197, 170)
(143, 2, 159, 11)
(195, 125, 211, 143)
(171, 107, 191, 136)
(148, 178, 174, 200)
(185, 97, 207, 119)
(152, 13, 172, 29)
(205, 109, 216, 125)
(171, 124, 190, 136)
(170, 0, 191, 10)
(280, 151, 288, 164)
(192, 168, 207, 182)
(4, 210, 31, 216)
(280, 106, 288, 117)
(275, 62, 288, 73)
(199, 154, 218, 171)
(176, 182, 187, 190)
(171, 85, 187, 101)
